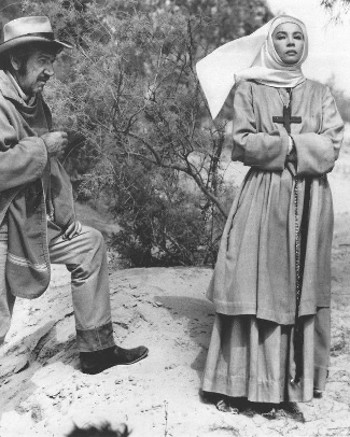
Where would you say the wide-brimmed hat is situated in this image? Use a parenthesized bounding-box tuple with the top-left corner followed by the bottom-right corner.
(0, 16, 73, 58)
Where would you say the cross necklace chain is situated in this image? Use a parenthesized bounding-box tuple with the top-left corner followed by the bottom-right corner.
(273, 88, 305, 384)
(272, 88, 302, 134)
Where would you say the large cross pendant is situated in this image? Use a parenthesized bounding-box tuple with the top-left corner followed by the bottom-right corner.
(272, 93, 302, 134)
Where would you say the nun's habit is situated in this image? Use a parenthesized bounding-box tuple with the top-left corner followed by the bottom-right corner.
(197, 15, 344, 402)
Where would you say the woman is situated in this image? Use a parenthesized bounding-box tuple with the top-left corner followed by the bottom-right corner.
(196, 15, 344, 410)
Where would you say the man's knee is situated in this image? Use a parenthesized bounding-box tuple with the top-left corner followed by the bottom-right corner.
(69, 226, 108, 279)
(82, 226, 106, 252)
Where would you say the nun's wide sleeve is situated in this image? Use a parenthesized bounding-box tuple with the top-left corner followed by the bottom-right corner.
(292, 85, 344, 176)
(231, 81, 290, 171)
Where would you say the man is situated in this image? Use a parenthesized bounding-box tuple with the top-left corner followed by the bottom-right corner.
(0, 16, 148, 374)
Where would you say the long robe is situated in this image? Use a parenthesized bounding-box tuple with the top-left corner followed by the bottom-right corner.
(202, 79, 344, 403)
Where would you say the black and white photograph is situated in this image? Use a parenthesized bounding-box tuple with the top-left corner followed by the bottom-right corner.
(0, 1, 350, 436)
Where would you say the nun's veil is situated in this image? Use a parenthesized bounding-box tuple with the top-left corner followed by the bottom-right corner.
(196, 15, 308, 119)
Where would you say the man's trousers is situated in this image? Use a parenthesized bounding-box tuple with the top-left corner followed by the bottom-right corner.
(0, 224, 116, 352)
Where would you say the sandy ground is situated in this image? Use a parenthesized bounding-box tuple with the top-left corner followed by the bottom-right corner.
(1, 148, 350, 436)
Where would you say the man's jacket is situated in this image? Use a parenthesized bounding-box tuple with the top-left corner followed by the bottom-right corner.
(0, 70, 75, 298)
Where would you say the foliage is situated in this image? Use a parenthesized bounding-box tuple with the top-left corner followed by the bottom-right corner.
(108, 162, 215, 267)
(321, 0, 350, 9)
(19, 0, 271, 267)
(0, 0, 21, 22)
(321, 0, 350, 20)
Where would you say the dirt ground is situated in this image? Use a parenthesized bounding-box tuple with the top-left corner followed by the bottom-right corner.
(1, 145, 350, 437)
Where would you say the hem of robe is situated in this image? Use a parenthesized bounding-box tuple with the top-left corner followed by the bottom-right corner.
(208, 299, 328, 325)
(201, 312, 330, 403)
(207, 301, 297, 325)
(202, 376, 314, 404)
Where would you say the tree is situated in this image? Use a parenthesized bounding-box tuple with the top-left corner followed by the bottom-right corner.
(320, 0, 350, 20)
(321, 0, 350, 8)
(20, 0, 272, 266)
(0, 0, 21, 26)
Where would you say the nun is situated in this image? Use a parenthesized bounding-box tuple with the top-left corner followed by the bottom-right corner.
(197, 15, 344, 410)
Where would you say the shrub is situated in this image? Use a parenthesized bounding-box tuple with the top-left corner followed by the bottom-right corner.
(21, 0, 272, 266)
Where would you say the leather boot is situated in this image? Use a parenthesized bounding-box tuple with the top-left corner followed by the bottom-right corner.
(80, 345, 149, 375)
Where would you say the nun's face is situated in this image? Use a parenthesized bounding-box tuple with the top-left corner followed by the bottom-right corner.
(272, 22, 305, 64)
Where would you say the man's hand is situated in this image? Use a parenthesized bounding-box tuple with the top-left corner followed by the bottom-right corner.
(41, 131, 68, 157)
(63, 221, 83, 240)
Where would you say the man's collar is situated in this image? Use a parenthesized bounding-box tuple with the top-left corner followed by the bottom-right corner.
(2, 71, 36, 106)
(6, 71, 28, 100)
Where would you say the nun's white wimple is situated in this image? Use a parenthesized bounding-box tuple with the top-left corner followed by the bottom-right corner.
(196, 15, 308, 119)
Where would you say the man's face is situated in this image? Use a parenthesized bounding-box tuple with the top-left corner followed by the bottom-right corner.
(16, 48, 56, 96)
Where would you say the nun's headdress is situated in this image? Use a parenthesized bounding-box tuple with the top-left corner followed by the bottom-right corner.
(196, 15, 308, 119)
